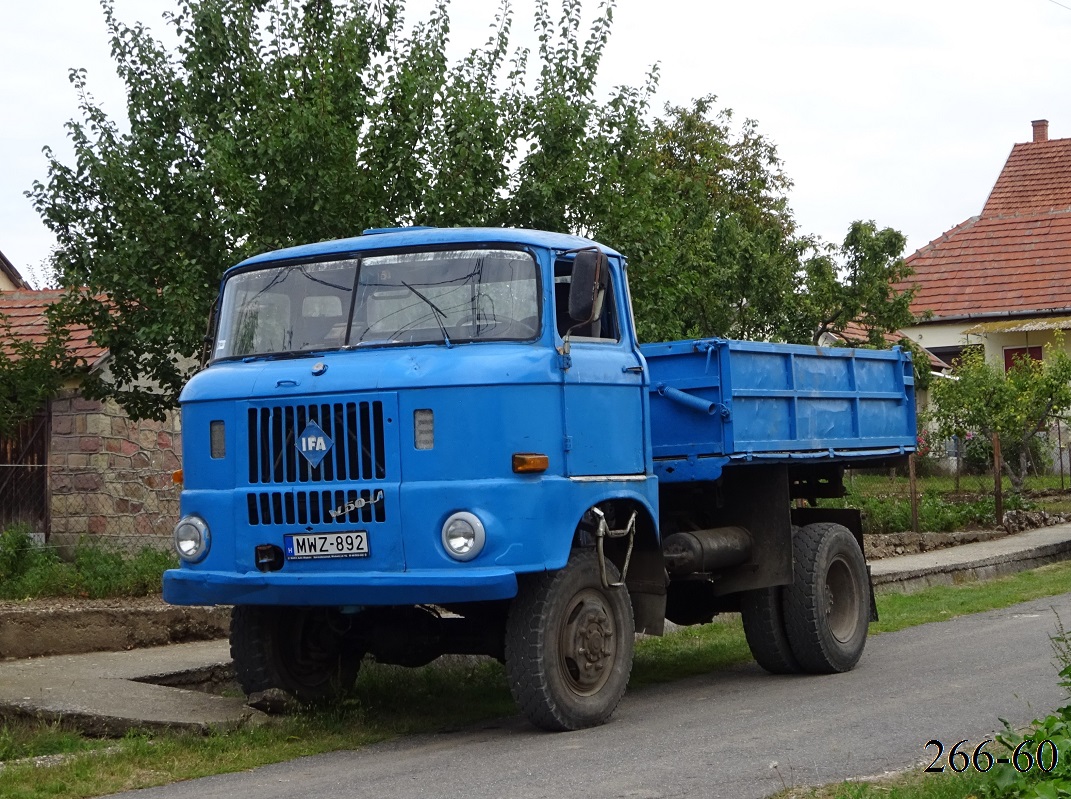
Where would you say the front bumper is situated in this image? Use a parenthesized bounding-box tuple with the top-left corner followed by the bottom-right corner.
(162, 566, 519, 607)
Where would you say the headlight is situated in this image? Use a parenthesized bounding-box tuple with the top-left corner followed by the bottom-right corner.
(173, 515, 211, 563)
(441, 511, 485, 561)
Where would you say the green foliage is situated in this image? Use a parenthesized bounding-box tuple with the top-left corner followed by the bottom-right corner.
(0, 526, 175, 599)
(592, 98, 918, 354)
(618, 96, 804, 343)
(963, 434, 1051, 478)
(826, 487, 1026, 534)
(30, 0, 646, 418)
(931, 343, 1071, 492)
(0, 526, 65, 588)
(796, 221, 917, 346)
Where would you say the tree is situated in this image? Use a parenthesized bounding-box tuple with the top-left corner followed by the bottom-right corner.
(930, 343, 1071, 493)
(794, 221, 917, 346)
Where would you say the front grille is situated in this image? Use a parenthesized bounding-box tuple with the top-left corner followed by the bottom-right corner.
(247, 401, 386, 485)
(247, 488, 387, 526)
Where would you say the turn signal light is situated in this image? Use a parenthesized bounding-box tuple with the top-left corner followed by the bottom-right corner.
(512, 453, 549, 474)
(172, 469, 184, 485)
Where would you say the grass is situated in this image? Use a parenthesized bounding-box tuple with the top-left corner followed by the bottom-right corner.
(873, 560, 1071, 633)
(0, 719, 107, 763)
(5, 561, 1071, 799)
(767, 771, 989, 799)
(0, 525, 176, 600)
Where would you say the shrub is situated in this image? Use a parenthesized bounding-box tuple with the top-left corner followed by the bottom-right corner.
(0, 526, 175, 600)
(0, 525, 61, 584)
(828, 486, 1028, 534)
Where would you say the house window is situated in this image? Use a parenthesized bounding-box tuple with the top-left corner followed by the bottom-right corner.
(1004, 346, 1042, 372)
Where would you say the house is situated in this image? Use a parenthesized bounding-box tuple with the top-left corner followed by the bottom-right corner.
(0, 249, 181, 551)
(0, 250, 31, 291)
(900, 120, 1071, 369)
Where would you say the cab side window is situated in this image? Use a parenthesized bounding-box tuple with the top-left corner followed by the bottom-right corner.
(554, 258, 619, 342)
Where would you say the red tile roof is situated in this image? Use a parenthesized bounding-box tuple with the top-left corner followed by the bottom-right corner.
(0, 290, 107, 366)
(904, 211, 1071, 317)
(982, 138, 1071, 217)
(904, 129, 1071, 320)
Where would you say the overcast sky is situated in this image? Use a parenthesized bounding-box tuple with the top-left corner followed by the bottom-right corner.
(2, 0, 1069, 286)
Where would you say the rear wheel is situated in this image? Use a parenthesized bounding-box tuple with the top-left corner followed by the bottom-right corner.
(782, 523, 870, 673)
(505, 550, 634, 731)
(230, 605, 361, 703)
(741, 584, 801, 674)
(741, 526, 803, 674)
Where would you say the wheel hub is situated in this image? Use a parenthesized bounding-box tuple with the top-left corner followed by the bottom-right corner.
(560, 590, 616, 695)
(824, 555, 860, 644)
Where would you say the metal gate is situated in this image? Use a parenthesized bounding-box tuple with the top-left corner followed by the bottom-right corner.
(0, 402, 50, 535)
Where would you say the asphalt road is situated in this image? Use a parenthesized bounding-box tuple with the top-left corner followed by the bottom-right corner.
(107, 593, 1071, 799)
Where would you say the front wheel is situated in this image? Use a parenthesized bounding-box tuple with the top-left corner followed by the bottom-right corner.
(782, 523, 870, 673)
(230, 606, 362, 703)
(505, 550, 635, 731)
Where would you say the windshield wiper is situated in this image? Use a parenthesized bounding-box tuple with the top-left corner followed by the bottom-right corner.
(401, 281, 452, 347)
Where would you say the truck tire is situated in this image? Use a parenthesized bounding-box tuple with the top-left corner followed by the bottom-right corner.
(741, 585, 801, 674)
(782, 522, 869, 673)
(505, 550, 634, 731)
(230, 605, 361, 703)
(740, 525, 803, 674)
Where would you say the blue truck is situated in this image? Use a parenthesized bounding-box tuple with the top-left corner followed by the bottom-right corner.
(163, 227, 917, 731)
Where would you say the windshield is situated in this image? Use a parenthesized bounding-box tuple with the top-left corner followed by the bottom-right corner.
(213, 248, 541, 360)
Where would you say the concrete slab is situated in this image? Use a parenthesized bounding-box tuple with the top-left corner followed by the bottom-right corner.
(0, 640, 265, 735)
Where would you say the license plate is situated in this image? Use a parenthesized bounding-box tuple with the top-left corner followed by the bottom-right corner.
(284, 531, 370, 559)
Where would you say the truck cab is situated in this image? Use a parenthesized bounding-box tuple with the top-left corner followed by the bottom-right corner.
(164, 228, 663, 729)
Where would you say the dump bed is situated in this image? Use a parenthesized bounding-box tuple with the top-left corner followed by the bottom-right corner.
(642, 338, 917, 482)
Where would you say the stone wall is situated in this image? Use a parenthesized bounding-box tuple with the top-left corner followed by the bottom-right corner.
(49, 391, 181, 552)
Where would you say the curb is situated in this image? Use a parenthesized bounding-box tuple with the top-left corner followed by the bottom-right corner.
(0, 604, 229, 661)
(871, 531, 1071, 593)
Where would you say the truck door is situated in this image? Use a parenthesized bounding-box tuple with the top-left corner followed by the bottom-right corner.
(556, 258, 647, 477)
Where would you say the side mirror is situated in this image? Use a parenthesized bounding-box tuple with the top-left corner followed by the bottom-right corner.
(567, 249, 608, 325)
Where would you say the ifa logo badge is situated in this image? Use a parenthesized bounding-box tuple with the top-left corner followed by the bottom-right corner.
(297, 421, 333, 467)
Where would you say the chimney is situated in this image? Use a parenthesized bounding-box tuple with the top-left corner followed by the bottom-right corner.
(1032, 119, 1049, 143)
